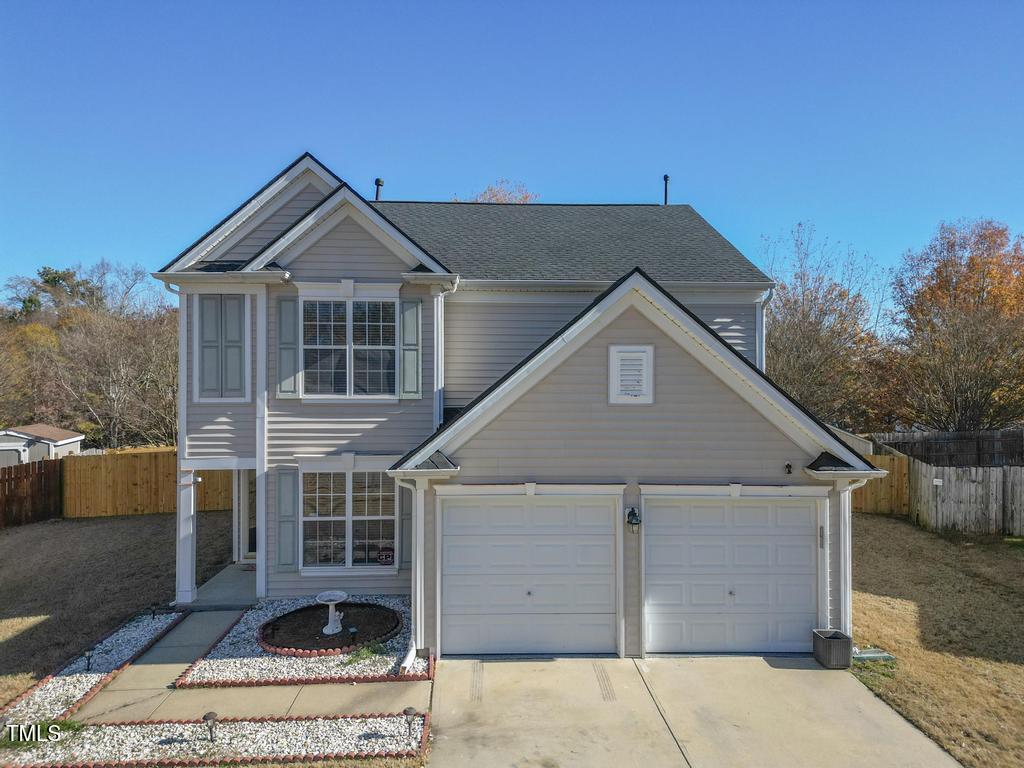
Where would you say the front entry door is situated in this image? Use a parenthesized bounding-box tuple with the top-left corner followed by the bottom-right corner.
(237, 469, 257, 561)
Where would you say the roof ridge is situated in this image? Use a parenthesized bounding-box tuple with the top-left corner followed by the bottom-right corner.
(372, 200, 696, 208)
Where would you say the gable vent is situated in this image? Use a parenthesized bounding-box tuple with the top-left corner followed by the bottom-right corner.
(609, 345, 654, 404)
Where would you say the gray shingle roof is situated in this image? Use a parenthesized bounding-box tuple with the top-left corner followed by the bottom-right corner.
(370, 202, 770, 283)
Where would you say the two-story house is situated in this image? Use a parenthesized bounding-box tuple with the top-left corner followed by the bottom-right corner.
(155, 152, 882, 660)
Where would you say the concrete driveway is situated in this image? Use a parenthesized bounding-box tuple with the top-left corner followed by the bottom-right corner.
(430, 656, 959, 768)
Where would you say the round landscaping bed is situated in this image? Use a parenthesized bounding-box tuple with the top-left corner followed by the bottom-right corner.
(257, 602, 402, 657)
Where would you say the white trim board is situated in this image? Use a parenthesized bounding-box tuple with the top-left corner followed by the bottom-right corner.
(396, 271, 875, 473)
(180, 457, 257, 471)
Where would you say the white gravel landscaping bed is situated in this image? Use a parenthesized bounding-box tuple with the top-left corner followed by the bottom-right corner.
(1, 613, 181, 723)
(3, 715, 426, 765)
(179, 595, 429, 685)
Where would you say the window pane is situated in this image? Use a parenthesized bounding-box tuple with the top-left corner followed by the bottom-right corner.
(351, 472, 396, 518)
(303, 349, 347, 395)
(353, 349, 396, 395)
(302, 520, 346, 567)
(352, 518, 395, 566)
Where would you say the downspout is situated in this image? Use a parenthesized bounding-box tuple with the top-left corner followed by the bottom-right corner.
(395, 476, 425, 671)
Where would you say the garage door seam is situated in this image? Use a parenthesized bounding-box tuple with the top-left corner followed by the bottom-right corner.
(633, 659, 695, 768)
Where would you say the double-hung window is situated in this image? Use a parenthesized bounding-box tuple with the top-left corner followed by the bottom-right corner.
(301, 470, 397, 569)
(302, 300, 396, 397)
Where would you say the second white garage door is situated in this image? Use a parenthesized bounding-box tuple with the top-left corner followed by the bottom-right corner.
(440, 494, 618, 655)
(644, 496, 820, 653)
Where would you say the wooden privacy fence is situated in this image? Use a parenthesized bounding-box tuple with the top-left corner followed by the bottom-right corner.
(907, 456, 1024, 536)
(63, 448, 232, 518)
(852, 454, 909, 515)
(0, 459, 63, 528)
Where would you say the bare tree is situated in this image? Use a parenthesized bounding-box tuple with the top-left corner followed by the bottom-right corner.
(762, 223, 891, 430)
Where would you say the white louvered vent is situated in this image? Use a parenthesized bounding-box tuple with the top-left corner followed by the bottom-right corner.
(608, 345, 654, 404)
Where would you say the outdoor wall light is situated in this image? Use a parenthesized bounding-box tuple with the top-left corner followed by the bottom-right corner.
(785, 462, 793, 475)
(203, 711, 218, 743)
(626, 507, 642, 533)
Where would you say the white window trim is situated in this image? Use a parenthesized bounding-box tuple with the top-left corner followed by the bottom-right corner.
(298, 296, 401, 402)
(608, 344, 653, 405)
(297, 455, 402, 575)
(191, 293, 252, 404)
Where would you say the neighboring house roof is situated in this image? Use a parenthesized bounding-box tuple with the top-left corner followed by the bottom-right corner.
(392, 267, 881, 476)
(371, 201, 772, 283)
(0, 424, 83, 444)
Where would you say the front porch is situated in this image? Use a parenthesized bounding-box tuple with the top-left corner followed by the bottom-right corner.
(192, 562, 256, 610)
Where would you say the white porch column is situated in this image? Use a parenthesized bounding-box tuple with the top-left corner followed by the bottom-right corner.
(412, 480, 427, 650)
(176, 470, 197, 604)
(837, 481, 853, 636)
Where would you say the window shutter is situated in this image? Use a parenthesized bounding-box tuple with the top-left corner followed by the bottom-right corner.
(221, 295, 246, 398)
(609, 345, 653, 404)
(198, 295, 222, 398)
(277, 297, 300, 397)
(276, 468, 298, 571)
(399, 299, 422, 399)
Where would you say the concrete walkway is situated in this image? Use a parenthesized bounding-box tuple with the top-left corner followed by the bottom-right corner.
(430, 657, 960, 768)
(75, 611, 431, 723)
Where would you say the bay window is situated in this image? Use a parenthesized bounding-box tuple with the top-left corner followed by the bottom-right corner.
(301, 470, 398, 569)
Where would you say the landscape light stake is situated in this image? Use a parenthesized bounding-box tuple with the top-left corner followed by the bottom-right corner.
(403, 707, 417, 740)
(349, 627, 358, 644)
(203, 712, 218, 743)
(150, 602, 159, 620)
(84, 650, 93, 671)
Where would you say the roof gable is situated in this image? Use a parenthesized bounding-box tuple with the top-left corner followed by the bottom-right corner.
(242, 185, 450, 275)
(394, 268, 876, 473)
(160, 153, 340, 273)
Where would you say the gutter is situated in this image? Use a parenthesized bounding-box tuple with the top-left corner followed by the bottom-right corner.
(803, 468, 888, 482)
(151, 270, 292, 285)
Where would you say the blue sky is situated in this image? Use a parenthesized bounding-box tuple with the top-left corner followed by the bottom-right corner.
(1, 1, 1021, 285)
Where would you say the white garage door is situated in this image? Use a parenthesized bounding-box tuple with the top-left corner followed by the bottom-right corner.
(644, 496, 819, 653)
(441, 495, 618, 655)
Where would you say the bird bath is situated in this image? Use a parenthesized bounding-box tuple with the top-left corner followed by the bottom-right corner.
(316, 590, 348, 635)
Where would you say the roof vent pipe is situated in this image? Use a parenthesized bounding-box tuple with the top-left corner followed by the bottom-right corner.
(663, 174, 670, 205)
(374, 178, 384, 201)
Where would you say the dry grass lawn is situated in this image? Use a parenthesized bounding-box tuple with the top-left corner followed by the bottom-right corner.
(0, 511, 232, 709)
(853, 513, 1024, 768)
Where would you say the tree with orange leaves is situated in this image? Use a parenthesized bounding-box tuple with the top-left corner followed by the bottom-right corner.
(890, 219, 1024, 430)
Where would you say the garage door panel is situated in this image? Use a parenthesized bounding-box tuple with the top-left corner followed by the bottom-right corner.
(443, 534, 614, 574)
(646, 576, 816, 612)
(644, 496, 819, 653)
(443, 574, 616, 614)
(645, 612, 815, 653)
(443, 498, 616, 536)
(443, 613, 616, 655)
(441, 494, 618, 655)
(646, 536, 816, 574)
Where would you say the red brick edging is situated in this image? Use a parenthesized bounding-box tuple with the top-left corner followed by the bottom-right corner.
(256, 605, 402, 658)
(174, 608, 433, 689)
(0, 611, 189, 721)
(11, 711, 432, 768)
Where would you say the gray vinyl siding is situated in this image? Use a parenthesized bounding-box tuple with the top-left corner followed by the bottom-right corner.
(283, 217, 412, 281)
(210, 179, 327, 262)
(443, 294, 760, 407)
(264, 280, 435, 598)
(184, 296, 257, 459)
(453, 306, 810, 484)
(432, 306, 826, 656)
